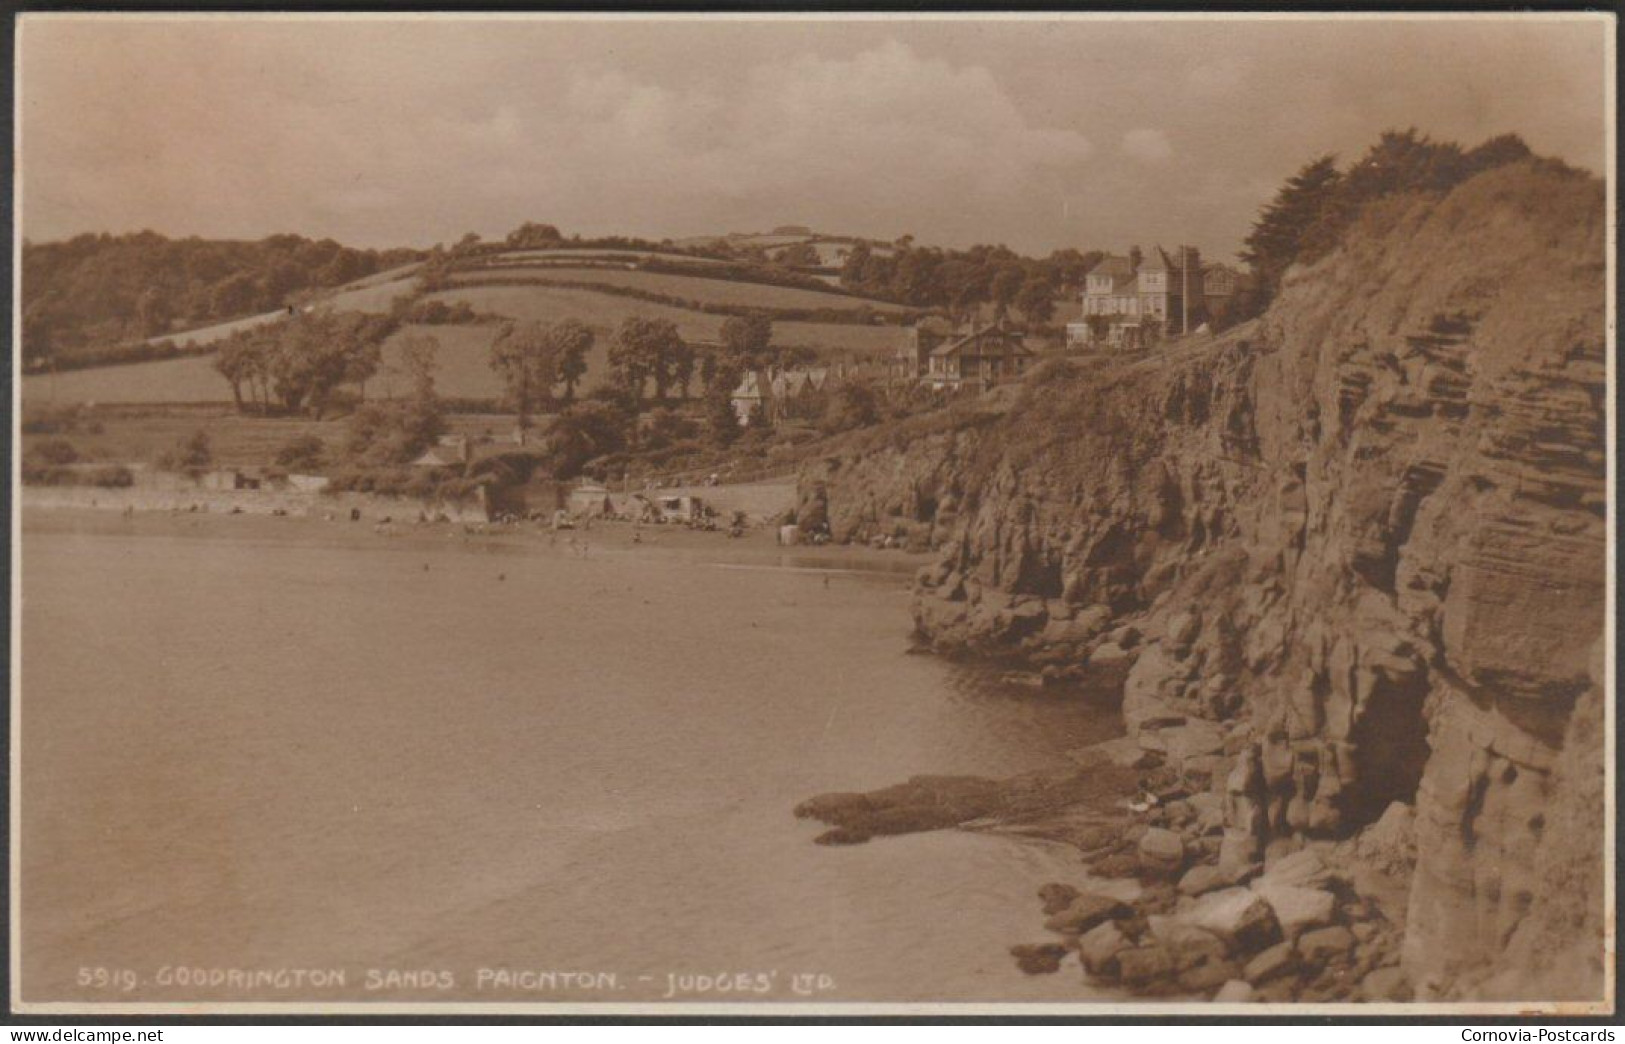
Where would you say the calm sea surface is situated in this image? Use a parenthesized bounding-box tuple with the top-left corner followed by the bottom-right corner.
(21, 520, 1122, 1005)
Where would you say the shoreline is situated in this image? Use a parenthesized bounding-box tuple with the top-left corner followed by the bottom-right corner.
(19, 501, 933, 578)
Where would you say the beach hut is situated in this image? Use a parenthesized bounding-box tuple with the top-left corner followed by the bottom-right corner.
(569, 482, 615, 518)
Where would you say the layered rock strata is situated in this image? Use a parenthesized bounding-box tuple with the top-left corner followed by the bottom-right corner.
(796, 161, 1608, 1001)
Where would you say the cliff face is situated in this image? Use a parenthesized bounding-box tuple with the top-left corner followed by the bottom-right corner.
(798, 161, 1608, 1001)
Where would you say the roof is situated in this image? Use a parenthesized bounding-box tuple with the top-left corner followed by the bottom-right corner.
(1138, 246, 1173, 272)
(1085, 255, 1136, 289)
(771, 369, 828, 397)
(411, 446, 466, 468)
(731, 371, 769, 400)
(929, 322, 1033, 359)
(1143, 245, 1203, 274)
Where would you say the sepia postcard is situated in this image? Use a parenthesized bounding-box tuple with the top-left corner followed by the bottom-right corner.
(9, 11, 1615, 1018)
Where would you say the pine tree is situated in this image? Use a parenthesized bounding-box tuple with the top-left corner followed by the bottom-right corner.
(1240, 155, 1343, 303)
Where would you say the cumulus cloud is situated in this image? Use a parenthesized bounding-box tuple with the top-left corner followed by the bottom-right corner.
(1121, 128, 1174, 163)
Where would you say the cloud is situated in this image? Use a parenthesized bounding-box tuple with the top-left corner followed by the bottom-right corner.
(1121, 128, 1174, 163)
(17, 17, 1608, 256)
(525, 41, 1096, 231)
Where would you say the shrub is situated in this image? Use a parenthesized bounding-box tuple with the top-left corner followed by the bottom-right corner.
(157, 430, 213, 473)
(344, 399, 444, 466)
(274, 434, 327, 472)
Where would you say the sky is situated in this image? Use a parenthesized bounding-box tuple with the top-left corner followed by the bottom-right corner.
(17, 14, 1612, 262)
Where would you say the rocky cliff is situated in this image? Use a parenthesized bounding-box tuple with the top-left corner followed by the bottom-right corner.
(797, 160, 1608, 1002)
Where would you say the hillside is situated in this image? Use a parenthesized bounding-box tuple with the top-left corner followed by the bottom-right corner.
(24, 250, 917, 407)
(21, 231, 422, 367)
(447, 262, 913, 314)
(795, 159, 1607, 1002)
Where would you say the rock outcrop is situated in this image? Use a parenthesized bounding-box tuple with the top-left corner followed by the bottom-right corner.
(796, 160, 1607, 1002)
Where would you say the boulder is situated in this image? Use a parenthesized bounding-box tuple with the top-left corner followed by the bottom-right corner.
(1115, 945, 1175, 988)
(1354, 801, 1417, 877)
(1077, 919, 1133, 978)
(1160, 718, 1227, 764)
(1091, 851, 1142, 879)
(1243, 941, 1299, 984)
(1148, 917, 1229, 973)
(1179, 958, 1242, 993)
(1165, 609, 1201, 653)
(1042, 605, 1112, 645)
(1138, 827, 1187, 875)
(1082, 735, 1162, 771)
(1089, 641, 1134, 669)
(1043, 892, 1132, 935)
(1252, 881, 1336, 939)
(1181, 754, 1227, 789)
(1298, 925, 1356, 965)
(1109, 624, 1142, 648)
(1189, 792, 1226, 831)
(1261, 847, 1336, 889)
(1177, 864, 1231, 898)
(1037, 882, 1080, 916)
(1217, 829, 1263, 879)
(1213, 979, 1255, 1003)
(1359, 965, 1411, 1002)
(1182, 887, 1281, 954)
(1009, 943, 1068, 975)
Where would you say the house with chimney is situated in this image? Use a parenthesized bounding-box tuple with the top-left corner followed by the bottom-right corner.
(1069, 245, 1208, 347)
(918, 319, 1034, 391)
(892, 317, 956, 382)
(730, 366, 836, 426)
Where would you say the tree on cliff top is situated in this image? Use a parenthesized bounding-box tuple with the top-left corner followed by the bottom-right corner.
(1242, 131, 1536, 311)
(1241, 154, 1343, 304)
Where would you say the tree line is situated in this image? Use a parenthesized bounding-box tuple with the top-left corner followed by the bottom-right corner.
(22, 230, 422, 368)
(836, 240, 1103, 325)
(1241, 130, 1538, 308)
(212, 310, 400, 419)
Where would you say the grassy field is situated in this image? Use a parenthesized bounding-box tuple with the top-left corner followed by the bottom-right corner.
(493, 248, 726, 265)
(25, 353, 232, 405)
(448, 264, 910, 314)
(321, 266, 422, 310)
(375, 321, 614, 401)
(772, 320, 910, 355)
(422, 285, 724, 341)
(25, 265, 912, 407)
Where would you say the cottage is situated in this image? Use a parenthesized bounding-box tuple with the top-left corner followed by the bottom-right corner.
(921, 320, 1034, 390)
(653, 494, 705, 522)
(200, 468, 259, 491)
(410, 434, 470, 470)
(1200, 261, 1253, 323)
(892, 316, 955, 382)
(568, 481, 615, 518)
(730, 367, 835, 425)
(286, 473, 330, 493)
(1074, 245, 1208, 347)
(730, 370, 772, 426)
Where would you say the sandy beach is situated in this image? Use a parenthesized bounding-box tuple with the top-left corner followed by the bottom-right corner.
(18, 500, 1126, 1006)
